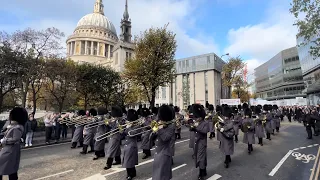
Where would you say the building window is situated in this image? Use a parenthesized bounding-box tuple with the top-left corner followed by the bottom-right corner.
(207, 56, 210, 64)
(126, 52, 131, 61)
(87, 41, 91, 55)
(186, 60, 189, 67)
(99, 43, 104, 56)
(162, 87, 166, 100)
(81, 41, 85, 55)
(93, 42, 98, 55)
(71, 41, 75, 55)
(204, 71, 208, 102)
(110, 45, 114, 57)
(105, 44, 109, 57)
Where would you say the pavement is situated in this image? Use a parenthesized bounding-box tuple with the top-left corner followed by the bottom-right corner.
(11, 120, 320, 180)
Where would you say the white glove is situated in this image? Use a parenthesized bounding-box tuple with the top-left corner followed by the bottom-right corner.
(0, 138, 4, 144)
(158, 125, 164, 130)
(194, 122, 199, 127)
(220, 128, 224, 132)
(126, 124, 132, 128)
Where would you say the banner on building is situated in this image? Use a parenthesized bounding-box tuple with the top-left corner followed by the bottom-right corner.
(220, 99, 241, 105)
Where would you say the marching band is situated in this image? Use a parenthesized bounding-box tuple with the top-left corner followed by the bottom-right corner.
(59, 102, 285, 180)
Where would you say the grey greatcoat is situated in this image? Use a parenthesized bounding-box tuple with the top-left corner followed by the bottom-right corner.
(242, 118, 255, 144)
(83, 120, 97, 146)
(0, 123, 24, 175)
(233, 115, 242, 135)
(217, 120, 235, 155)
(175, 113, 183, 134)
(171, 123, 176, 157)
(265, 113, 273, 133)
(255, 118, 265, 138)
(106, 119, 121, 158)
(193, 120, 209, 169)
(72, 125, 84, 143)
(140, 117, 152, 150)
(274, 116, 281, 128)
(206, 113, 215, 133)
(122, 126, 140, 168)
(94, 119, 108, 151)
(152, 124, 175, 180)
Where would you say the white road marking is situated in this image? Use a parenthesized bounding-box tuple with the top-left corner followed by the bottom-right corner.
(301, 147, 307, 149)
(22, 142, 70, 151)
(145, 163, 187, 180)
(207, 174, 222, 180)
(103, 159, 155, 177)
(34, 169, 74, 180)
(82, 173, 105, 180)
(268, 150, 293, 176)
(310, 146, 320, 180)
(138, 139, 190, 154)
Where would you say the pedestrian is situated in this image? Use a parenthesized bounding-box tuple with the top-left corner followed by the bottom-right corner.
(44, 113, 54, 144)
(25, 114, 37, 147)
(0, 107, 28, 180)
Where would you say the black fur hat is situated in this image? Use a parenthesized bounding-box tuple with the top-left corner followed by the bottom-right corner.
(208, 104, 214, 111)
(141, 108, 150, 117)
(243, 103, 248, 110)
(188, 105, 192, 113)
(127, 109, 138, 122)
(151, 107, 158, 115)
(192, 104, 206, 119)
(174, 106, 180, 113)
(244, 108, 252, 117)
(257, 105, 262, 110)
(272, 105, 278, 110)
(97, 107, 108, 115)
(231, 106, 238, 114)
(122, 106, 127, 114)
(255, 106, 261, 114)
(78, 110, 86, 116)
(250, 106, 255, 111)
(216, 105, 222, 112)
(238, 104, 242, 110)
(9, 107, 28, 125)
(158, 105, 174, 122)
(111, 106, 123, 117)
(268, 105, 273, 111)
(223, 106, 232, 118)
(89, 108, 97, 116)
(263, 105, 268, 111)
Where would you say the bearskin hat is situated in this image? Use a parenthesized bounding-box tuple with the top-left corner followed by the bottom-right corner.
(206, 101, 209, 108)
(111, 106, 123, 117)
(267, 104, 273, 111)
(192, 104, 206, 119)
(121, 106, 127, 114)
(244, 108, 252, 117)
(223, 106, 232, 118)
(89, 108, 97, 116)
(97, 107, 108, 115)
(238, 104, 242, 110)
(174, 106, 180, 113)
(257, 105, 262, 110)
(231, 106, 238, 114)
(255, 106, 261, 115)
(243, 103, 248, 110)
(216, 105, 222, 112)
(208, 104, 214, 111)
(127, 109, 138, 122)
(272, 105, 278, 110)
(151, 107, 158, 115)
(188, 105, 192, 113)
(9, 107, 28, 125)
(158, 105, 174, 122)
(250, 106, 255, 111)
(263, 105, 268, 111)
(78, 110, 86, 116)
(141, 108, 150, 117)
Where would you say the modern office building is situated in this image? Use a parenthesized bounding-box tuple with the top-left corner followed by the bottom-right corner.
(297, 36, 320, 105)
(153, 53, 228, 109)
(254, 47, 305, 101)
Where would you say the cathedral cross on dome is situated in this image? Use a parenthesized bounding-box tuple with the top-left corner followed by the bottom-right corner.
(94, 0, 104, 15)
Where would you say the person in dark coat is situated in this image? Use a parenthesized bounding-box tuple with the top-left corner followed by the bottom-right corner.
(216, 106, 235, 168)
(93, 107, 108, 160)
(152, 105, 175, 180)
(80, 108, 97, 154)
(122, 109, 140, 180)
(104, 106, 123, 170)
(186, 105, 195, 157)
(71, 110, 86, 148)
(140, 108, 152, 159)
(0, 107, 28, 180)
(190, 104, 209, 180)
(242, 108, 255, 154)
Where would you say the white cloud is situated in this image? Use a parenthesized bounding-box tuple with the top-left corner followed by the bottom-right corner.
(0, 0, 219, 58)
(224, 0, 298, 69)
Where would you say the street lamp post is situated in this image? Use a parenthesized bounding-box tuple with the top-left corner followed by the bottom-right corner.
(220, 53, 230, 58)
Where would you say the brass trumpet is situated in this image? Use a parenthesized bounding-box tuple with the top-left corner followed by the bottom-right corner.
(127, 119, 175, 137)
(84, 117, 117, 129)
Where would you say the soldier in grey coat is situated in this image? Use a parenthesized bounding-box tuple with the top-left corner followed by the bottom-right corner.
(206, 104, 215, 139)
(71, 110, 86, 149)
(174, 106, 183, 140)
(0, 107, 28, 180)
(140, 108, 152, 159)
(93, 107, 109, 160)
(216, 106, 235, 168)
(264, 105, 273, 140)
(275, 109, 281, 132)
(123, 109, 141, 180)
(104, 106, 123, 170)
(232, 107, 241, 143)
(80, 108, 97, 154)
(242, 108, 255, 154)
(254, 106, 265, 146)
(190, 104, 209, 180)
(152, 105, 175, 180)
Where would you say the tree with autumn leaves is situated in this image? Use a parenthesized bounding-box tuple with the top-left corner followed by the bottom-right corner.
(123, 24, 177, 108)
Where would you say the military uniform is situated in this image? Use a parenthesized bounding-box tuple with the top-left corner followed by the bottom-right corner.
(140, 108, 152, 159)
(80, 108, 97, 154)
(71, 110, 86, 148)
(242, 110, 255, 154)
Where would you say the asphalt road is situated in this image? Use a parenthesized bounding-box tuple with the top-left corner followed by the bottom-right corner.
(11, 121, 320, 180)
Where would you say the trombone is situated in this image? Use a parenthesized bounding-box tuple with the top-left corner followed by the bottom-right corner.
(127, 119, 175, 137)
(59, 116, 87, 126)
(95, 118, 145, 141)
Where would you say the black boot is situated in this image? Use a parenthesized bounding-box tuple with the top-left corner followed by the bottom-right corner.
(276, 127, 279, 132)
(250, 144, 253, 152)
(235, 135, 238, 143)
(142, 149, 151, 159)
(198, 169, 205, 180)
(78, 141, 84, 148)
(224, 155, 230, 168)
(178, 133, 181, 139)
(259, 138, 263, 146)
(272, 129, 275, 135)
(80, 145, 88, 154)
(113, 156, 121, 165)
(71, 142, 77, 149)
(104, 158, 113, 170)
(248, 144, 251, 154)
(88, 145, 94, 153)
(126, 168, 133, 180)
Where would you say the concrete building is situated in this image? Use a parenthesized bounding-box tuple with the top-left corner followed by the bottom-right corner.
(66, 0, 134, 72)
(254, 47, 305, 101)
(297, 36, 320, 105)
(154, 53, 228, 109)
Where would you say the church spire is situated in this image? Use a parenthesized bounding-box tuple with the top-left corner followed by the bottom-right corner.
(94, 0, 104, 15)
(123, 0, 129, 20)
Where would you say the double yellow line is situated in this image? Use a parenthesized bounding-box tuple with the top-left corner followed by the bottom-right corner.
(310, 146, 320, 180)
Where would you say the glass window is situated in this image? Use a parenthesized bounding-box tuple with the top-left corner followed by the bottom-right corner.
(81, 41, 85, 55)
(162, 87, 166, 99)
(110, 45, 114, 57)
(186, 60, 189, 67)
(87, 41, 91, 55)
(105, 44, 109, 57)
(93, 42, 98, 55)
(71, 42, 75, 55)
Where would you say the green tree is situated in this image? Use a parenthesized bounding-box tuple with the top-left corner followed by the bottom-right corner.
(290, 0, 320, 57)
(222, 56, 246, 98)
(232, 88, 250, 103)
(124, 24, 177, 108)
